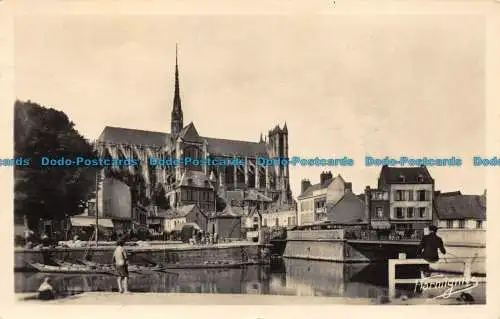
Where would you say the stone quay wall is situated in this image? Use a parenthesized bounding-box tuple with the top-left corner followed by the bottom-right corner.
(430, 229, 486, 275)
(283, 230, 366, 262)
(14, 243, 265, 270)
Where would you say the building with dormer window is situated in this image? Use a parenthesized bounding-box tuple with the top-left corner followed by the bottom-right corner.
(377, 165, 434, 232)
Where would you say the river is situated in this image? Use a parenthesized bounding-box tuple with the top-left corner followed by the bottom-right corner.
(15, 258, 485, 302)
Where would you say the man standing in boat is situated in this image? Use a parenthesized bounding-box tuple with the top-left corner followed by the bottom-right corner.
(113, 239, 129, 293)
(417, 225, 447, 276)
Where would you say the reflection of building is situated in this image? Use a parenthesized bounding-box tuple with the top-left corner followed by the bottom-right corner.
(434, 191, 486, 229)
(297, 172, 352, 225)
(376, 165, 434, 232)
(95, 50, 294, 231)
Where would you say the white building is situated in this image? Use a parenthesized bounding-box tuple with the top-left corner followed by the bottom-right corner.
(434, 192, 486, 229)
(262, 210, 297, 228)
(296, 172, 351, 226)
(377, 166, 434, 232)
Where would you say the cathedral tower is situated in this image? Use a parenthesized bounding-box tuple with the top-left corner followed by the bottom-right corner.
(267, 124, 291, 205)
(171, 45, 183, 137)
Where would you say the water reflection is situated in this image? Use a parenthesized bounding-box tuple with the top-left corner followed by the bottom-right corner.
(16, 259, 393, 298)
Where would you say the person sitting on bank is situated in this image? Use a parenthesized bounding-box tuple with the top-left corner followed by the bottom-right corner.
(113, 239, 130, 293)
(37, 277, 55, 300)
(417, 225, 446, 277)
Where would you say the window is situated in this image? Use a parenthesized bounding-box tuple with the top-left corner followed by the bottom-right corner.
(395, 190, 405, 201)
(446, 220, 453, 228)
(253, 217, 259, 223)
(418, 207, 426, 218)
(263, 219, 267, 227)
(275, 218, 279, 226)
(417, 174, 424, 182)
(407, 207, 414, 218)
(399, 175, 406, 182)
(396, 207, 404, 218)
(292, 217, 296, 225)
(376, 207, 384, 218)
(476, 220, 483, 229)
(288, 217, 291, 225)
(408, 191, 414, 201)
(458, 220, 465, 229)
(418, 190, 426, 201)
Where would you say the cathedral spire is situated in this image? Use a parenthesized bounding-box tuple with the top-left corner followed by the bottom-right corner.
(171, 44, 183, 137)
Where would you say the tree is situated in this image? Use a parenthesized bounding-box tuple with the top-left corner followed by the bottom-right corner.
(14, 100, 98, 229)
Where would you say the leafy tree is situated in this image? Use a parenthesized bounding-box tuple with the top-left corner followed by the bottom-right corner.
(14, 100, 98, 230)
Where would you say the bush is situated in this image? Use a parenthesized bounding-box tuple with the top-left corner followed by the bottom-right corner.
(14, 235, 25, 247)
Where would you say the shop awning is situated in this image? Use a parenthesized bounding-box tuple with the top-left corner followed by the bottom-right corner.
(371, 220, 391, 230)
(70, 216, 114, 228)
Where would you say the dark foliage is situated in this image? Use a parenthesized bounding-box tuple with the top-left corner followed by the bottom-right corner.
(14, 100, 98, 229)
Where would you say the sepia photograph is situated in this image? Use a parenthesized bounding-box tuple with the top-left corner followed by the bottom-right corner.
(9, 3, 490, 308)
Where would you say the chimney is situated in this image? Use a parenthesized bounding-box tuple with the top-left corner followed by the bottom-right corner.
(345, 182, 352, 192)
(320, 171, 333, 185)
(301, 179, 311, 194)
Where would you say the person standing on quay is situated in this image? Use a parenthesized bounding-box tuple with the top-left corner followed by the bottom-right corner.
(113, 239, 129, 293)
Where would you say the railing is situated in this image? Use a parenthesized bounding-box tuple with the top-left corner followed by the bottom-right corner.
(287, 229, 344, 241)
(345, 229, 423, 242)
(387, 256, 486, 299)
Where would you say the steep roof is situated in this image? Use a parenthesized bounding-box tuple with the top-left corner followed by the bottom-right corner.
(163, 204, 205, 219)
(98, 125, 267, 157)
(99, 126, 170, 146)
(325, 191, 367, 224)
(204, 137, 267, 157)
(297, 175, 345, 199)
(297, 182, 328, 200)
(178, 122, 203, 143)
(178, 170, 214, 189)
(434, 194, 486, 220)
(214, 205, 244, 218)
(244, 189, 273, 202)
(379, 166, 433, 184)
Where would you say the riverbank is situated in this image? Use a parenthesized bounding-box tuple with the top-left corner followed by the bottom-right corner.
(15, 242, 268, 270)
(15, 292, 475, 305)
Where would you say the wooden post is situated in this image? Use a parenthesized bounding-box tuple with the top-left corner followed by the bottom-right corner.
(388, 259, 396, 299)
(463, 259, 472, 280)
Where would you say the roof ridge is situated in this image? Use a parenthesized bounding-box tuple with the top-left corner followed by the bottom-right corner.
(103, 126, 168, 135)
(203, 136, 262, 145)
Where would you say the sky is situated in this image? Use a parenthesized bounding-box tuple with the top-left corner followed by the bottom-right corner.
(13, 13, 486, 198)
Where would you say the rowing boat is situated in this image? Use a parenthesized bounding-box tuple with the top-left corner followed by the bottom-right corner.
(28, 263, 115, 275)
